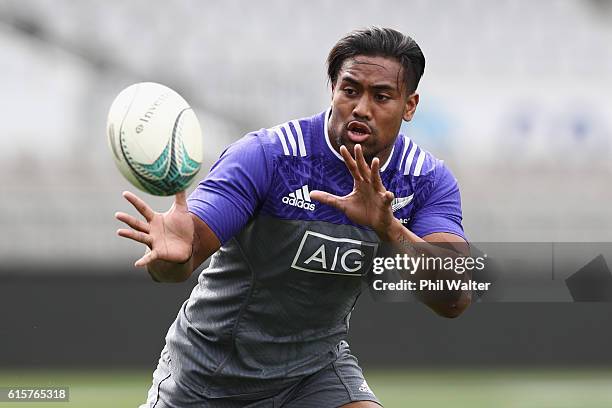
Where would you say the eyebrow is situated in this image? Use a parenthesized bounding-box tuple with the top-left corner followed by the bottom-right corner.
(340, 75, 398, 93)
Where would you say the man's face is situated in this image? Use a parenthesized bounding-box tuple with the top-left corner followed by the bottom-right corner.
(328, 55, 419, 163)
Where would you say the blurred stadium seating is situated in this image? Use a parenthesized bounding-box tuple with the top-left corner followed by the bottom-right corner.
(2, 5, 612, 407)
(1, 1, 612, 268)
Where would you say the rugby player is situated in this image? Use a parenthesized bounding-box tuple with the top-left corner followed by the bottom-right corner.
(116, 26, 470, 407)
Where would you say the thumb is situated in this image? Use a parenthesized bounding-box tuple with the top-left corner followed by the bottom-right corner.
(384, 191, 395, 206)
(310, 190, 343, 211)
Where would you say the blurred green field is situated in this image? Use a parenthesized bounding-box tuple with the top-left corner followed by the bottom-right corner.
(1, 369, 612, 407)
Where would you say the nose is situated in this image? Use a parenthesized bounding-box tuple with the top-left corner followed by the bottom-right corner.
(352, 95, 372, 121)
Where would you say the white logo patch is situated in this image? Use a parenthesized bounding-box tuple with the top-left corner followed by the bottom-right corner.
(282, 185, 315, 211)
(291, 231, 378, 276)
(391, 194, 414, 212)
(358, 380, 373, 394)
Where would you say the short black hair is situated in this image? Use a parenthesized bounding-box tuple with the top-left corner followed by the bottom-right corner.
(327, 27, 426, 95)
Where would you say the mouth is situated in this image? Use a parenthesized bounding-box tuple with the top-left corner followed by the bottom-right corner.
(346, 121, 372, 143)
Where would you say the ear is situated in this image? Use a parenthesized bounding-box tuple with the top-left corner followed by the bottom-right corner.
(402, 92, 419, 122)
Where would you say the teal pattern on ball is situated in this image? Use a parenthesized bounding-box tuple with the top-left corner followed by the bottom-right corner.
(121, 109, 201, 196)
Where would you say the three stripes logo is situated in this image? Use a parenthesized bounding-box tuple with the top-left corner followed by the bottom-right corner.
(272, 121, 307, 157)
(282, 185, 316, 211)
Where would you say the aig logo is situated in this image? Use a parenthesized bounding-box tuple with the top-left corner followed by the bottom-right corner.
(291, 231, 378, 276)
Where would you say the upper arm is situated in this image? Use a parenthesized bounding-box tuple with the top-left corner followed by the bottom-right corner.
(421, 231, 472, 317)
(190, 213, 221, 270)
(409, 162, 466, 241)
(414, 163, 470, 317)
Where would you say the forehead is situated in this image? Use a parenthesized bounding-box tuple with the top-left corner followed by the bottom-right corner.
(338, 55, 403, 87)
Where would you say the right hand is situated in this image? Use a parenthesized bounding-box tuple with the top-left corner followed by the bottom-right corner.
(115, 190, 194, 268)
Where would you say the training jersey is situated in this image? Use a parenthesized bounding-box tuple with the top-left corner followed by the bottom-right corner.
(165, 109, 465, 398)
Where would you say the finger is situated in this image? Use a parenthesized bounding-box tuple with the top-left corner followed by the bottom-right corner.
(370, 157, 385, 191)
(354, 144, 371, 181)
(122, 191, 155, 222)
(135, 249, 157, 268)
(115, 211, 150, 233)
(339, 145, 363, 182)
(175, 190, 188, 210)
(117, 228, 152, 246)
(310, 190, 345, 211)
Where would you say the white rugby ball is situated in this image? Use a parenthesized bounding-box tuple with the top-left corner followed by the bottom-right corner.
(106, 82, 202, 196)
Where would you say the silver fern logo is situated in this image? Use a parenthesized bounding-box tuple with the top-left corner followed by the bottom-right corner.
(391, 194, 414, 212)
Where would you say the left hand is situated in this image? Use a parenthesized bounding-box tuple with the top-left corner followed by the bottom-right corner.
(310, 144, 396, 237)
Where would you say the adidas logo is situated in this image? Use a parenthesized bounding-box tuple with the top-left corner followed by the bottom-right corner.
(358, 380, 373, 394)
(391, 194, 414, 212)
(282, 185, 316, 211)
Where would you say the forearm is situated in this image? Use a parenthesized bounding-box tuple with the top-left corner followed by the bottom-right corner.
(379, 219, 472, 317)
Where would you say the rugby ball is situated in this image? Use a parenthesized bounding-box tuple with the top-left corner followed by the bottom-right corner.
(106, 82, 202, 196)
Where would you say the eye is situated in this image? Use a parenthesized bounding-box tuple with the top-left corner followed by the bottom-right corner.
(342, 87, 357, 96)
(375, 94, 390, 102)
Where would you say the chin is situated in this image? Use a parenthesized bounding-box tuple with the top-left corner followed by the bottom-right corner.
(343, 140, 378, 162)
(338, 138, 357, 156)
